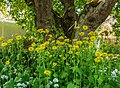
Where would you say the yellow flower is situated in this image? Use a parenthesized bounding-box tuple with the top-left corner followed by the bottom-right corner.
(62, 57, 66, 60)
(74, 26, 80, 29)
(59, 42, 65, 45)
(69, 51, 73, 54)
(90, 36, 96, 41)
(44, 70, 51, 75)
(64, 39, 70, 42)
(73, 39, 78, 42)
(48, 38, 52, 41)
(95, 52, 101, 56)
(68, 44, 72, 48)
(31, 42, 36, 47)
(16, 35, 22, 40)
(45, 29, 49, 33)
(49, 55, 52, 58)
(52, 46, 57, 50)
(7, 39, 13, 44)
(94, 57, 101, 62)
(89, 42, 94, 47)
(39, 47, 45, 50)
(48, 34, 53, 38)
(79, 32, 84, 36)
(35, 47, 40, 52)
(5, 61, 10, 65)
(44, 41, 50, 45)
(59, 55, 62, 57)
(82, 25, 88, 31)
(88, 31, 96, 36)
(40, 44, 46, 48)
(108, 54, 114, 57)
(37, 28, 43, 32)
(52, 62, 57, 67)
(75, 52, 79, 55)
(58, 36, 64, 39)
(101, 53, 108, 57)
(28, 47, 34, 52)
(0, 36, 4, 41)
(75, 41, 82, 45)
(56, 40, 61, 44)
(1, 42, 7, 47)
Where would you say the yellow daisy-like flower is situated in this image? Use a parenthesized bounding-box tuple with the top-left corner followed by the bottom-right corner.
(7, 39, 13, 44)
(82, 25, 88, 31)
(90, 36, 96, 41)
(101, 53, 108, 57)
(1, 42, 7, 47)
(89, 42, 94, 47)
(88, 31, 96, 36)
(49, 55, 52, 58)
(45, 29, 49, 33)
(73, 39, 78, 42)
(5, 61, 10, 65)
(16, 35, 22, 40)
(48, 34, 53, 38)
(44, 41, 50, 45)
(58, 36, 64, 40)
(79, 32, 84, 36)
(59, 42, 65, 45)
(75, 41, 82, 45)
(44, 70, 51, 75)
(69, 51, 73, 54)
(59, 55, 62, 57)
(56, 40, 61, 44)
(0, 36, 4, 41)
(64, 39, 70, 42)
(35, 47, 40, 52)
(68, 44, 72, 48)
(95, 52, 101, 56)
(37, 28, 44, 32)
(28, 47, 34, 52)
(62, 57, 66, 60)
(52, 46, 57, 50)
(52, 62, 57, 67)
(75, 52, 79, 55)
(31, 42, 36, 47)
(94, 57, 101, 62)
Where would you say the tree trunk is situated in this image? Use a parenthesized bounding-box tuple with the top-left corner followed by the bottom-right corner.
(33, 0, 54, 29)
(25, 0, 117, 39)
(74, 0, 117, 39)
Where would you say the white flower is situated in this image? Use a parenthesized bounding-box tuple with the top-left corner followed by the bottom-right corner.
(53, 78, 59, 83)
(21, 83, 27, 87)
(54, 84, 59, 88)
(17, 83, 22, 87)
(1, 75, 8, 80)
(48, 81, 53, 85)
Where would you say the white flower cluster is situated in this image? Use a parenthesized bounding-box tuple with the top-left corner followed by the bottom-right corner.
(48, 78, 59, 88)
(1, 75, 9, 80)
(16, 83, 27, 88)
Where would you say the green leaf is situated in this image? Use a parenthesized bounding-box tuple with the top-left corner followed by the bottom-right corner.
(67, 83, 74, 88)
(3, 79, 14, 88)
(73, 79, 80, 84)
(103, 84, 110, 88)
(94, 75, 98, 79)
(98, 77, 103, 85)
(88, 76, 94, 83)
(60, 71, 68, 79)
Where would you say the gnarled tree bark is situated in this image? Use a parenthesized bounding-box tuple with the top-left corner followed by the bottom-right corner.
(25, 0, 117, 39)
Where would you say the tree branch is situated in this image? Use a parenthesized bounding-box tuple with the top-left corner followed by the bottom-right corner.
(75, 0, 118, 39)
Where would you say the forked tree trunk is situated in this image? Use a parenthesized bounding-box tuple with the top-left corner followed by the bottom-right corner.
(25, 0, 117, 39)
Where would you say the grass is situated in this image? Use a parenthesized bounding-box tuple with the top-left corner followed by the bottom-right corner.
(0, 21, 25, 39)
